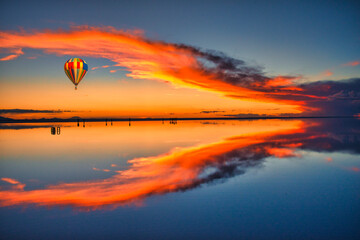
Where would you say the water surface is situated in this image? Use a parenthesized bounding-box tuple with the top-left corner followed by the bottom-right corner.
(0, 119, 359, 239)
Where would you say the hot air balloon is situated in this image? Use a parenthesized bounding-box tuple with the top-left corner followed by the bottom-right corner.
(64, 58, 88, 90)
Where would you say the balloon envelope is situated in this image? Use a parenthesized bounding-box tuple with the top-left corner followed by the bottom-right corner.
(64, 58, 88, 90)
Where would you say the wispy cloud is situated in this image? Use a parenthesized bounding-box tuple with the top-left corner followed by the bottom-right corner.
(1, 178, 21, 185)
(200, 110, 226, 114)
(322, 70, 333, 77)
(0, 109, 72, 114)
(1, 178, 25, 190)
(343, 60, 360, 67)
(0, 48, 23, 61)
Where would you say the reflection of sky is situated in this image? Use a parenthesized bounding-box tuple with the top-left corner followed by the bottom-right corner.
(0, 119, 359, 239)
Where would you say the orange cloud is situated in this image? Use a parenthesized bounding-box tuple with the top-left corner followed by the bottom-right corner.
(266, 147, 300, 158)
(1, 178, 25, 190)
(1, 177, 21, 185)
(322, 70, 333, 77)
(0, 25, 322, 113)
(343, 61, 360, 67)
(0, 48, 23, 61)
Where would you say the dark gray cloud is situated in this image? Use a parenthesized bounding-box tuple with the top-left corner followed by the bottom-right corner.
(200, 110, 226, 114)
(299, 78, 360, 116)
(176, 44, 268, 88)
(176, 44, 360, 116)
(222, 113, 267, 118)
(0, 109, 72, 114)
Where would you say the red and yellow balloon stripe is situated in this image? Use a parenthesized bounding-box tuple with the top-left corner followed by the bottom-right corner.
(64, 58, 88, 90)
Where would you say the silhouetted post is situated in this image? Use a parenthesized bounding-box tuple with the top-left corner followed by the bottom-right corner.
(106, 118, 108, 126)
(129, 118, 131, 127)
(83, 119, 85, 128)
(111, 119, 113, 126)
(162, 118, 164, 124)
(77, 119, 79, 127)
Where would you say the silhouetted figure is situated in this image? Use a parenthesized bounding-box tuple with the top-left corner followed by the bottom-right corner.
(51, 127, 56, 135)
(83, 119, 85, 128)
(56, 127, 61, 135)
(111, 119, 113, 126)
(170, 118, 178, 125)
(129, 118, 131, 127)
(162, 118, 164, 124)
(77, 119, 79, 127)
(106, 118, 108, 126)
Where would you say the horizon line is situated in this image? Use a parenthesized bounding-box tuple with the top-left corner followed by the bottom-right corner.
(0, 115, 358, 124)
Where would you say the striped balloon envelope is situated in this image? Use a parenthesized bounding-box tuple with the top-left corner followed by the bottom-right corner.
(64, 58, 88, 90)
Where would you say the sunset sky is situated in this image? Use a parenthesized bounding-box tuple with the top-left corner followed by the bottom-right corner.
(0, 0, 359, 119)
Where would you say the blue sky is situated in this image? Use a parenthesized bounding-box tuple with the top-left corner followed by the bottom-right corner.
(1, 0, 359, 78)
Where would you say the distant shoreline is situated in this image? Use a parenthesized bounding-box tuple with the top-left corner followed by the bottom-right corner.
(0, 116, 357, 123)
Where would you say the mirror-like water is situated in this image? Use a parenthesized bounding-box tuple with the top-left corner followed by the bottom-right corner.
(0, 119, 359, 239)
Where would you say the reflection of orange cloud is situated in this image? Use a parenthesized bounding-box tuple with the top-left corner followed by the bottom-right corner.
(0, 121, 304, 210)
(325, 157, 333, 162)
(0, 26, 319, 112)
(0, 54, 19, 61)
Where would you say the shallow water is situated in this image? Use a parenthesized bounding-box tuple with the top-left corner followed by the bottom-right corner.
(0, 119, 359, 239)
